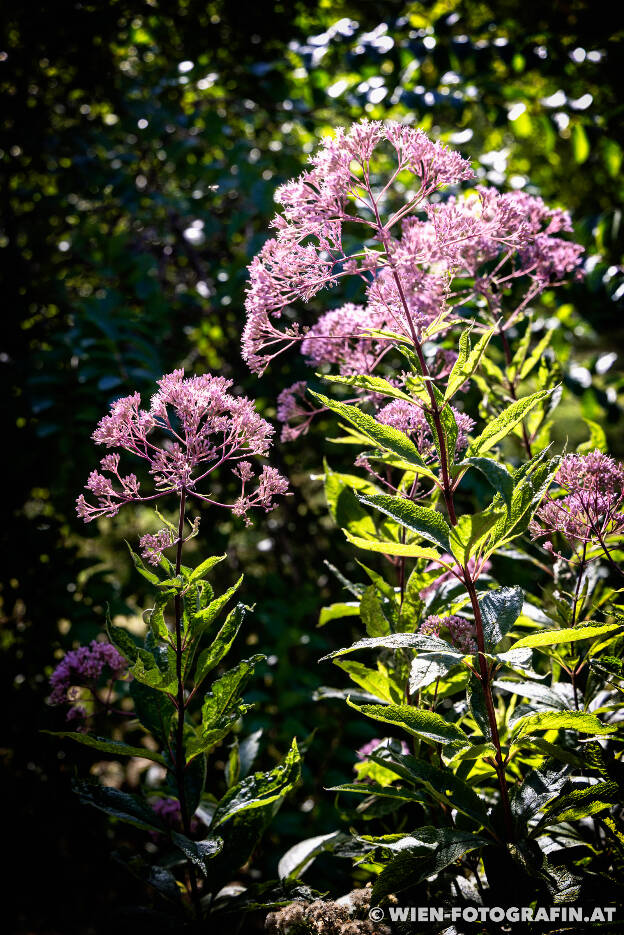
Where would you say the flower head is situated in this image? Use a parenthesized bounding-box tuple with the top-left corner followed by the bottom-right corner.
(77, 369, 288, 527)
(49, 640, 127, 724)
(531, 450, 624, 550)
(376, 399, 474, 457)
(420, 614, 476, 653)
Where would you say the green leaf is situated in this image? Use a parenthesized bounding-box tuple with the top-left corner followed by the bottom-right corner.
(126, 541, 162, 585)
(211, 738, 301, 829)
(170, 832, 224, 875)
(191, 576, 244, 638)
(343, 531, 440, 561)
(194, 603, 246, 687)
(371, 828, 486, 903)
(318, 601, 360, 627)
(347, 699, 470, 751)
(484, 456, 560, 556)
(444, 327, 495, 401)
(360, 585, 390, 637)
(577, 419, 608, 455)
(200, 654, 264, 730)
(324, 464, 379, 538)
(480, 586, 524, 649)
(358, 494, 451, 552)
(48, 731, 167, 764)
(336, 660, 399, 703)
(467, 672, 492, 740)
(508, 622, 622, 651)
(188, 553, 227, 583)
(309, 391, 428, 468)
(130, 679, 175, 745)
(409, 653, 462, 692)
(511, 762, 570, 825)
(106, 615, 139, 664)
(448, 510, 505, 565)
(572, 122, 590, 164)
(73, 780, 168, 832)
(493, 680, 567, 710)
(278, 831, 347, 881)
(510, 710, 617, 744)
(536, 782, 619, 831)
(319, 372, 415, 404)
(469, 391, 550, 456)
(319, 632, 461, 662)
(374, 751, 491, 829)
(458, 457, 514, 509)
(519, 329, 554, 381)
(327, 782, 428, 804)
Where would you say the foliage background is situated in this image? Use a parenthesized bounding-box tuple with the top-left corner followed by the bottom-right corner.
(2, 1, 623, 931)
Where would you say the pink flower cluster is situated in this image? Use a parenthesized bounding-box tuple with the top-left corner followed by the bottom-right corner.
(243, 119, 584, 380)
(531, 450, 624, 552)
(76, 370, 289, 540)
(49, 640, 127, 723)
(376, 399, 475, 457)
(420, 614, 476, 653)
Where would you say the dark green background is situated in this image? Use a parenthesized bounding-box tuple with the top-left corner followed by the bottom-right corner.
(2, 1, 623, 931)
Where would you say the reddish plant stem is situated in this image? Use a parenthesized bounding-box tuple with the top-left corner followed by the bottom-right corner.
(382, 234, 514, 839)
(173, 488, 201, 917)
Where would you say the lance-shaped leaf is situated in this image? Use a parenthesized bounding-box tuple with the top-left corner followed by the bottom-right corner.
(309, 390, 428, 468)
(327, 782, 428, 804)
(467, 672, 491, 740)
(190, 576, 244, 639)
(211, 738, 301, 829)
(200, 654, 264, 730)
(493, 680, 568, 710)
(469, 390, 551, 456)
(73, 780, 169, 833)
(47, 732, 167, 765)
(479, 586, 524, 650)
(534, 782, 619, 832)
(360, 585, 391, 638)
(106, 616, 139, 663)
(510, 710, 618, 744)
(324, 464, 379, 538)
(336, 660, 401, 704)
(343, 531, 440, 561)
(424, 384, 458, 470)
(371, 828, 487, 903)
(126, 541, 162, 585)
(347, 699, 470, 751)
(449, 510, 505, 565)
(278, 831, 348, 882)
(194, 603, 246, 688)
(375, 751, 491, 829)
(444, 327, 495, 401)
(188, 553, 227, 583)
(484, 457, 560, 558)
(358, 494, 451, 552)
(319, 632, 462, 663)
(508, 621, 622, 651)
(319, 372, 415, 404)
(456, 457, 514, 510)
(131, 648, 177, 694)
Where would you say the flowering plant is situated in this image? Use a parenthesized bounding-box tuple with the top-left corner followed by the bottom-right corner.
(246, 122, 624, 920)
(47, 370, 300, 924)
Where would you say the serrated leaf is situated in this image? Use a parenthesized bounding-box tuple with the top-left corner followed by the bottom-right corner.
(73, 780, 167, 832)
(510, 710, 617, 743)
(47, 731, 167, 764)
(469, 391, 551, 456)
(347, 699, 470, 750)
(444, 327, 495, 401)
(318, 601, 360, 627)
(535, 782, 619, 831)
(449, 510, 505, 565)
(194, 603, 246, 688)
(358, 494, 451, 552)
(188, 553, 227, 583)
(211, 738, 301, 829)
(170, 832, 224, 875)
(309, 391, 428, 468)
(508, 622, 621, 651)
(343, 530, 440, 561)
(319, 632, 461, 662)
